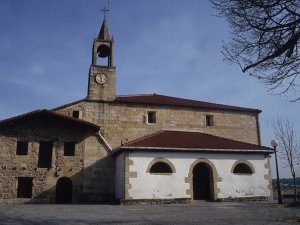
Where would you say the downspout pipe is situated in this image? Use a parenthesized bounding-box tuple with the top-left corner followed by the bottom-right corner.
(98, 130, 112, 151)
(256, 112, 262, 145)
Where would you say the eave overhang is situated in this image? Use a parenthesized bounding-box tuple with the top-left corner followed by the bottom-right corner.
(112, 145, 274, 157)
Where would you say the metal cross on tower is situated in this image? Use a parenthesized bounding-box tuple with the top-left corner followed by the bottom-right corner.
(101, 0, 110, 23)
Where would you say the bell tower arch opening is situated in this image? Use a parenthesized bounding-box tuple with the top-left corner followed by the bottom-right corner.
(91, 19, 114, 67)
(96, 44, 111, 66)
(87, 19, 116, 101)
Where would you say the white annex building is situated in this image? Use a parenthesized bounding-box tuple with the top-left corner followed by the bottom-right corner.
(113, 130, 273, 204)
(0, 19, 274, 204)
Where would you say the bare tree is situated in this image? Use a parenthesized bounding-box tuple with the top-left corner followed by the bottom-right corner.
(272, 117, 300, 202)
(210, 0, 300, 101)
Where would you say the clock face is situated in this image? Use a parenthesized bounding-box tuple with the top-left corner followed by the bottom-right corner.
(95, 73, 107, 84)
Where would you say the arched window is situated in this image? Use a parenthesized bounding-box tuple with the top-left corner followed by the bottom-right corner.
(150, 162, 172, 173)
(146, 158, 176, 174)
(233, 163, 253, 174)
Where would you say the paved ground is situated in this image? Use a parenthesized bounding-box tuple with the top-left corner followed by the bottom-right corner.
(0, 201, 299, 225)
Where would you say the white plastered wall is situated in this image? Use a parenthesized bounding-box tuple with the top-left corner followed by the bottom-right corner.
(121, 151, 270, 200)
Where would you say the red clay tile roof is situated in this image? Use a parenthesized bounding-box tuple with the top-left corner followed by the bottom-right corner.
(0, 109, 99, 129)
(50, 93, 261, 113)
(115, 94, 261, 113)
(112, 130, 273, 154)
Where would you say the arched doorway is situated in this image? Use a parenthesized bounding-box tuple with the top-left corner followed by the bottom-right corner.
(193, 163, 212, 200)
(56, 177, 72, 204)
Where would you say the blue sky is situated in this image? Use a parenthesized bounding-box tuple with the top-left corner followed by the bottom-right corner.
(1, 0, 299, 178)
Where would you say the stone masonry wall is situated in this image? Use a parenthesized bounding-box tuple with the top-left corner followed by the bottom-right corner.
(53, 100, 261, 203)
(0, 115, 108, 203)
(0, 100, 261, 204)
(56, 101, 260, 150)
(82, 135, 115, 202)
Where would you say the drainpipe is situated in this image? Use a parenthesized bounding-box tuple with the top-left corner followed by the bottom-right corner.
(98, 130, 112, 151)
(255, 112, 262, 145)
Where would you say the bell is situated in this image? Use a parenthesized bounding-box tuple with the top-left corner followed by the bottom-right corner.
(98, 52, 109, 58)
(97, 45, 110, 58)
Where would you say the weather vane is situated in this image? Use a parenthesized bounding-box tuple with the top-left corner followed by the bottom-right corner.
(101, 0, 110, 23)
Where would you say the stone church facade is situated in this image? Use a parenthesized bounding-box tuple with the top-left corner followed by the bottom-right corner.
(0, 20, 273, 204)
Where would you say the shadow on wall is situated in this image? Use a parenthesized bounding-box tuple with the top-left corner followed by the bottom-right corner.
(0, 112, 116, 204)
(6, 154, 116, 204)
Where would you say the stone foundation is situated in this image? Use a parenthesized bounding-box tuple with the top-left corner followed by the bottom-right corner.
(119, 198, 191, 205)
(1, 198, 50, 204)
(216, 196, 270, 202)
(120, 196, 270, 205)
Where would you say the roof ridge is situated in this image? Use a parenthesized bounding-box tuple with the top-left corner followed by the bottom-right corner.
(0, 109, 44, 124)
(51, 98, 86, 111)
(0, 108, 99, 129)
(115, 93, 261, 112)
(122, 129, 272, 150)
(161, 128, 204, 133)
(116, 93, 156, 98)
(154, 94, 259, 111)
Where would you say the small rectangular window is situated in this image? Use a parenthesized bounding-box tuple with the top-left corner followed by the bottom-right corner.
(206, 115, 214, 126)
(147, 112, 156, 123)
(16, 141, 28, 155)
(17, 177, 33, 198)
(72, 111, 79, 118)
(38, 141, 53, 168)
(64, 142, 75, 156)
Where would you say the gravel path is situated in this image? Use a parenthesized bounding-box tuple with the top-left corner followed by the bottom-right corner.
(0, 201, 299, 225)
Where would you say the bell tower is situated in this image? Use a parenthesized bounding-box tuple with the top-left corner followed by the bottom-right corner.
(87, 19, 116, 101)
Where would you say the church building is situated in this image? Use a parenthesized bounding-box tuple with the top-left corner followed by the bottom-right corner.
(0, 19, 274, 204)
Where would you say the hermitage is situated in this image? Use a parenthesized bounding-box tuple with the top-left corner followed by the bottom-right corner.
(0, 19, 274, 204)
